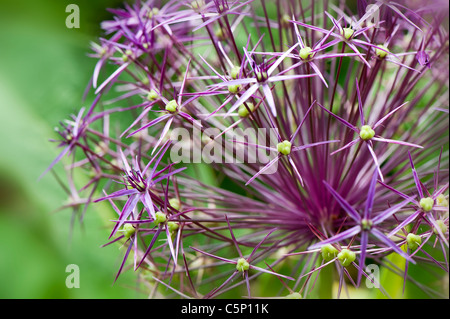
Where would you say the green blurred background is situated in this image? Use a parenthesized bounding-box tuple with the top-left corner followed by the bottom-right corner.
(0, 0, 147, 298)
(0, 0, 447, 299)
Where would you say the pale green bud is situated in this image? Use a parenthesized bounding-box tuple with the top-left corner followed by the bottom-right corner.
(433, 220, 448, 235)
(342, 27, 354, 40)
(228, 84, 241, 94)
(154, 211, 167, 225)
(230, 66, 240, 79)
(165, 99, 178, 113)
(337, 249, 356, 267)
(277, 140, 292, 155)
(359, 125, 375, 141)
(419, 197, 434, 212)
(123, 223, 135, 239)
(238, 103, 255, 117)
(284, 292, 302, 299)
(169, 198, 181, 211)
(375, 45, 389, 58)
(321, 244, 339, 262)
(299, 46, 314, 60)
(236, 258, 250, 272)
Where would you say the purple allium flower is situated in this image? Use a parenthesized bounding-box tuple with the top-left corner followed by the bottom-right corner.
(45, 0, 449, 299)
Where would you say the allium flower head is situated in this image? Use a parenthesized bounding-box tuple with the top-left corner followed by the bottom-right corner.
(45, 0, 449, 300)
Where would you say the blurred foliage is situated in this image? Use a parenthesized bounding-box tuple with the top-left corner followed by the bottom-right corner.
(0, 0, 146, 298)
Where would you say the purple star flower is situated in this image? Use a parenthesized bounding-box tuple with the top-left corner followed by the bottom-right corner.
(191, 216, 294, 299)
(317, 81, 423, 181)
(380, 151, 449, 247)
(94, 141, 186, 239)
(309, 170, 415, 285)
(209, 37, 317, 117)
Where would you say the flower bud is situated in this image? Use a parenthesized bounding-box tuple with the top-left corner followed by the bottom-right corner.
(154, 211, 167, 225)
(337, 249, 356, 267)
(375, 45, 389, 59)
(359, 125, 375, 141)
(299, 46, 314, 60)
(433, 220, 448, 235)
(321, 244, 339, 262)
(238, 103, 255, 117)
(230, 66, 241, 79)
(419, 197, 434, 212)
(236, 258, 250, 272)
(123, 223, 136, 239)
(169, 198, 181, 210)
(147, 89, 159, 101)
(277, 140, 292, 155)
(228, 84, 241, 94)
(342, 27, 354, 40)
(284, 292, 302, 299)
(165, 100, 178, 113)
(406, 233, 421, 251)
(436, 194, 448, 207)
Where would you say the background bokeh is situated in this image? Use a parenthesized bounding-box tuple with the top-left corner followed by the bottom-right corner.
(0, 0, 147, 298)
(0, 0, 447, 299)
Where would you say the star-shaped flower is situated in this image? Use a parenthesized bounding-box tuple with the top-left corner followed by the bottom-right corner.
(317, 81, 422, 181)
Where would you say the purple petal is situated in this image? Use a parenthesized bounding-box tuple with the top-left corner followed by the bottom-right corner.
(308, 226, 362, 250)
(387, 209, 422, 238)
(323, 181, 361, 223)
(372, 197, 415, 225)
(316, 102, 358, 132)
(371, 228, 415, 263)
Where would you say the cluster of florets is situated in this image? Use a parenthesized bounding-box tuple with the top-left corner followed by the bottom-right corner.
(47, 0, 448, 298)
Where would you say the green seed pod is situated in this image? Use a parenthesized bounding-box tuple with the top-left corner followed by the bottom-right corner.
(433, 220, 448, 235)
(236, 258, 250, 272)
(375, 45, 389, 58)
(277, 140, 292, 155)
(359, 125, 375, 140)
(436, 194, 448, 207)
(280, 14, 291, 29)
(342, 27, 354, 40)
(228, 84, 241, 94)
(256, 71, 268, 82)
(154, 211, 167, 225)
(299, 46, 314, 60)
(321, 244, 339, 262)
(419, 197, 434, 212)
(230, 66, 240, 79)
(284, 292, 302, 299)
(238, 103, 255, 117)
(169, 198, 181, 211)
(361, 218, 373, 231)
(337, 249, 356, 267)
(165, 100, 178, 113)
(148, 7, 159, 18)
(168, 221, 179, 233)
(147, 89, 159, 101)
(406, 233, 422, 251)
(123, 223, 136, 239)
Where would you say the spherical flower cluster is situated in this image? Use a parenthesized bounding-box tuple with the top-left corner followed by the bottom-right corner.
(46, 0, 448, 298)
